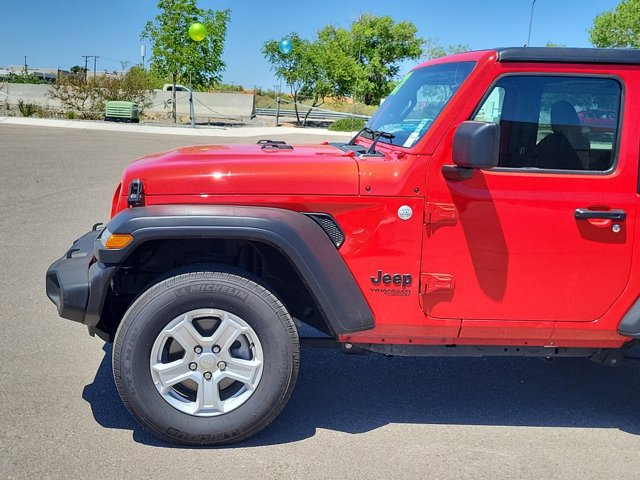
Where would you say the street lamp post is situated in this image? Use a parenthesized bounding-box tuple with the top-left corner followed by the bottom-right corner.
(527, 0, 537, 47)
(275, 83, 282, 127)
(189, 73, 195, 128)
(188, 22, 207, 128)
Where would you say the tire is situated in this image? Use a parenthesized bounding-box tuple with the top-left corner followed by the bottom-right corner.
(112, 269, 299, 446)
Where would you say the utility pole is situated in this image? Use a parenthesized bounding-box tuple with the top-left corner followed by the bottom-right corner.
(23, 56, 28, 73)
(81, 55, 98, 80)
(82, 55, 90, 81)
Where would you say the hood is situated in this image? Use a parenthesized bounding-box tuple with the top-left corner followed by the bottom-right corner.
(121, 143, 359, 196)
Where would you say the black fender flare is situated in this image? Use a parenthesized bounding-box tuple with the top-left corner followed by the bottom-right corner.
(95, 205, 374, 335)
(618, 296, 640, 339)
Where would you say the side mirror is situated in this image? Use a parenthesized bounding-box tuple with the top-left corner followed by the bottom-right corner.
(444, 121, 500, 180)
(453, 121, 500, 169)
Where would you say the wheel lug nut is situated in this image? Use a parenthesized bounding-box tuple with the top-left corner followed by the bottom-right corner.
(203, 371, 212, 380)
(194, 346, 203, 354)
(217, 361, 226, 371)
(212, 345, 221, 354)
(189, 362, 197, 371)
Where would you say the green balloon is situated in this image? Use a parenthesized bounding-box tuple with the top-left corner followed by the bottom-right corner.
(189, 22, 207, 42)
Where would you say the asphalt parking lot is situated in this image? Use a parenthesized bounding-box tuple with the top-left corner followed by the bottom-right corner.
(2, 123, 640, 479)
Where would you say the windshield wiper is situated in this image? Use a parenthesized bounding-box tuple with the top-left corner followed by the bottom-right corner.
(347, 126, 373, 145)
(346, 126, 394, 154)
(366, 130, 395, 154)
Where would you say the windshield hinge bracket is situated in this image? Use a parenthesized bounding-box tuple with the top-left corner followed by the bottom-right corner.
(425, 203, 457, 225)
(421, 273, 455, 294)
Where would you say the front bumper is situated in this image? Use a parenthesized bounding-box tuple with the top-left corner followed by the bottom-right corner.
(46, 228, 116, 340)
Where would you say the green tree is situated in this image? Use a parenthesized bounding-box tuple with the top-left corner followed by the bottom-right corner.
(263, 33, 357, 126)
(447, 43, 470, 55)
(262, 33, 312, 125)
(319, 14, 424, 105)
(141, 0, 230, 122)
(315, 28, 360, 99)
(589, 0, 640, 48)
(295, 42, 333, 126)
(69, 65, 86, 75)
(545, 41, 566, 48)
(423, 38, 470, 59)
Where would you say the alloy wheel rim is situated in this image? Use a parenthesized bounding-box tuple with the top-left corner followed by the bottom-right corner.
(149, 308, 264, 417)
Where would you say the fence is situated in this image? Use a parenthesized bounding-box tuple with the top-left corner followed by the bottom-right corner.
(255, 107, 370, 121)
(0, 83, 255, 121)
(0, 82, 372, 123)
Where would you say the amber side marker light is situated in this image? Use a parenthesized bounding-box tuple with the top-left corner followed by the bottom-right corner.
(105, 233, 133, 249)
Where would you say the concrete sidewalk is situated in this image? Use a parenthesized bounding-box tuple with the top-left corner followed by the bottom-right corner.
(0, 116, 352, 138)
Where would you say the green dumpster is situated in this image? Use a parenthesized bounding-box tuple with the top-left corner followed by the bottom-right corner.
(105, 101, 139, 123)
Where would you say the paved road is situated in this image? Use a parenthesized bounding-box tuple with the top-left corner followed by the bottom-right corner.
(2, 124, 640, 480)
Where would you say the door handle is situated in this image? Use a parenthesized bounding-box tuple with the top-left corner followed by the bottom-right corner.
(574, 208, 626, 221)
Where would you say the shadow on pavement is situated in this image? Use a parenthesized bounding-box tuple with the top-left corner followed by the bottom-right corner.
(83, 343, 640, 448)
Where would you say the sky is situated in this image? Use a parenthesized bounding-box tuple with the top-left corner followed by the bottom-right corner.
(0, 0, 623, 89)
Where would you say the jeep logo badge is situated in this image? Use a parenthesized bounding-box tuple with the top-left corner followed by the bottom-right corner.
(371, 270, 413, 287)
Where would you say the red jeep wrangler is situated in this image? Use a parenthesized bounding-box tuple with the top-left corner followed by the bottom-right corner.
(46, 48, 640, 445)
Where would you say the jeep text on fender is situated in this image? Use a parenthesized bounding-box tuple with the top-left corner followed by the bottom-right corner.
(46, 48, 640, 445)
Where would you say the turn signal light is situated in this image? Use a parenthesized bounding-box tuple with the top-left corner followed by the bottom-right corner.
(105, 233, 133, 249)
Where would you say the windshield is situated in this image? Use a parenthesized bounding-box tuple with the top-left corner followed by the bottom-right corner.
(365, 61, 476, 148)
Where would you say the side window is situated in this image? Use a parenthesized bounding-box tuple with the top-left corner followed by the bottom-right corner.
(474, 86, 504, 123)
(473, 76, 621, 172)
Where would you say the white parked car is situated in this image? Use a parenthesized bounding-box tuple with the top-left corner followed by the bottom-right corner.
(162, 84, 192, 92)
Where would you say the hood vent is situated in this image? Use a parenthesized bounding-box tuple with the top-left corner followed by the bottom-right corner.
(257, 139, 294, 151)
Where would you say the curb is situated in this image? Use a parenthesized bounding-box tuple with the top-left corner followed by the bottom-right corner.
(0, 116, 352, 138)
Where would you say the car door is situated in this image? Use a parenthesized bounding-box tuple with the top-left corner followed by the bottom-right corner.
(421, 69, 637, 325)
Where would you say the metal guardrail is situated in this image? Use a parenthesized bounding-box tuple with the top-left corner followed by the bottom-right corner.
(255, 107, 370, 121)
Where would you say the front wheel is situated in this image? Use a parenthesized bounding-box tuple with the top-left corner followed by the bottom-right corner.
(112, 270, 299, 445)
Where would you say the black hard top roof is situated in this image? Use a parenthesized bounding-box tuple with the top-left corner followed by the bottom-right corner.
(497, 47, 640, 65)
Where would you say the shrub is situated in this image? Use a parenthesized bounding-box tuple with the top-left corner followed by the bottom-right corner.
(17, 100, 38, 117)
(99, 66, 155, 111)
(328, 117, 366, 131)
(6, 72, 47, 84)
(48, 66, 154, 118)
(48, 74, 95, 115)
(215, 83, 244, 92)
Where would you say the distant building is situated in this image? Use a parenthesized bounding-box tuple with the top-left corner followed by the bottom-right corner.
(0, 66, 70, 83)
